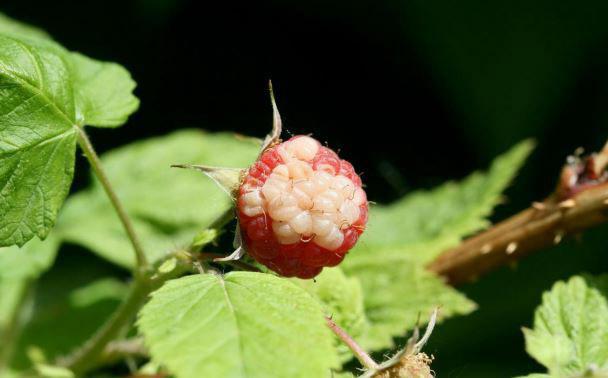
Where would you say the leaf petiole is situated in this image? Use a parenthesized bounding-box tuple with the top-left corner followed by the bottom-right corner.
(75, 127, 149, 274)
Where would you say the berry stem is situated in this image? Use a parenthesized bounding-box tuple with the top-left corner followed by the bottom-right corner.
(76, 127, 149, 274)
(325, 316, 379, 371)
(429, 141, 608, 285)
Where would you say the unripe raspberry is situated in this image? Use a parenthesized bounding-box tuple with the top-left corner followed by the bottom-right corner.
(237, 135, 368, 279)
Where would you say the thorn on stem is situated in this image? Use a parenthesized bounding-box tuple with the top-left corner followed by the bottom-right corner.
(532, 201, 546, 211)
(553, 231, 564, 245)
(506, 242, 518, 254)
(559, 199, 576, 209)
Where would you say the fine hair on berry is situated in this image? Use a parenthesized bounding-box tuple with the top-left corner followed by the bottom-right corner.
(237, 135, 368, 279)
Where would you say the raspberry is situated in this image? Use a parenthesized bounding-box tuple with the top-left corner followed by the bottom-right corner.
(237, 135, 368, 279)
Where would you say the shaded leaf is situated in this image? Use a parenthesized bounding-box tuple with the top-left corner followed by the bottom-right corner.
(68, 278, 128, 308)
(138, 272, 338, 378)
(11, 272, 123, 370)
(0, 235, 60, 343)
(60, 130, 258, 267)
(0, 235, 59, 281)
(58, 190, 198, 268)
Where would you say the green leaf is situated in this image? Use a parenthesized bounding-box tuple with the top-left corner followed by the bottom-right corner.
(523, 276, 608, 377)
(58, 190, 198, 268)
(343, 251, 475, 351)
(0, 235, 59, 281)
(91, 130, 258, 228)
(339, 141, 531, 351)
(68, 278, 127, 308)
(359, 140, 534, 264)
(138, 272, 339, 378)
(0, 34, 78, 247)
(0, 27, 139, 247)
(60, 130, 258, 267)
(292, 267, 369, 362)
(69, 53, 139, 128)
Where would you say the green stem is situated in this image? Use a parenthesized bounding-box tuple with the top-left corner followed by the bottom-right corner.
(75, 127, 149, 273)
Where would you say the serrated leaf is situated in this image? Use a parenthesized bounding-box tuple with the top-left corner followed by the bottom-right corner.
(343, 250, 475, 351)
(523, 276, 608, 377)
(69, 53, 139, 127)
(359, 140, 534, 264)
(138, 272, 339, 378)
(0, 24, 139, 247)
(339, 142, 530, 351)
(292, 267, 370, 363)
(0, 34, 78, 247)
(59, 130, 258, 267)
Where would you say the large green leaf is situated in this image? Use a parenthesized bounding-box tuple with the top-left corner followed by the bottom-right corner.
(59, 130, 258, 267)
(138, 272, 339, 378)
(58, 190, 198, 268)
(0, 34, 78, 247)
(343, 251, 475, 351)
(0, 23, 139, 247)
(522, 276, 608, 377)
(292, 267, 369, 363)
(339, 141, 531, 351)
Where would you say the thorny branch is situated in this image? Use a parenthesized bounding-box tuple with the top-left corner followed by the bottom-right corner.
(429, 141, 608, 285)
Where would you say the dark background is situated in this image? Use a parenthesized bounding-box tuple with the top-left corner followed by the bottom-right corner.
(4, 0, 608, 376)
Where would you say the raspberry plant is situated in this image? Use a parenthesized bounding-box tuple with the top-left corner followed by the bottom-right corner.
(0, 12, 608, 378)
